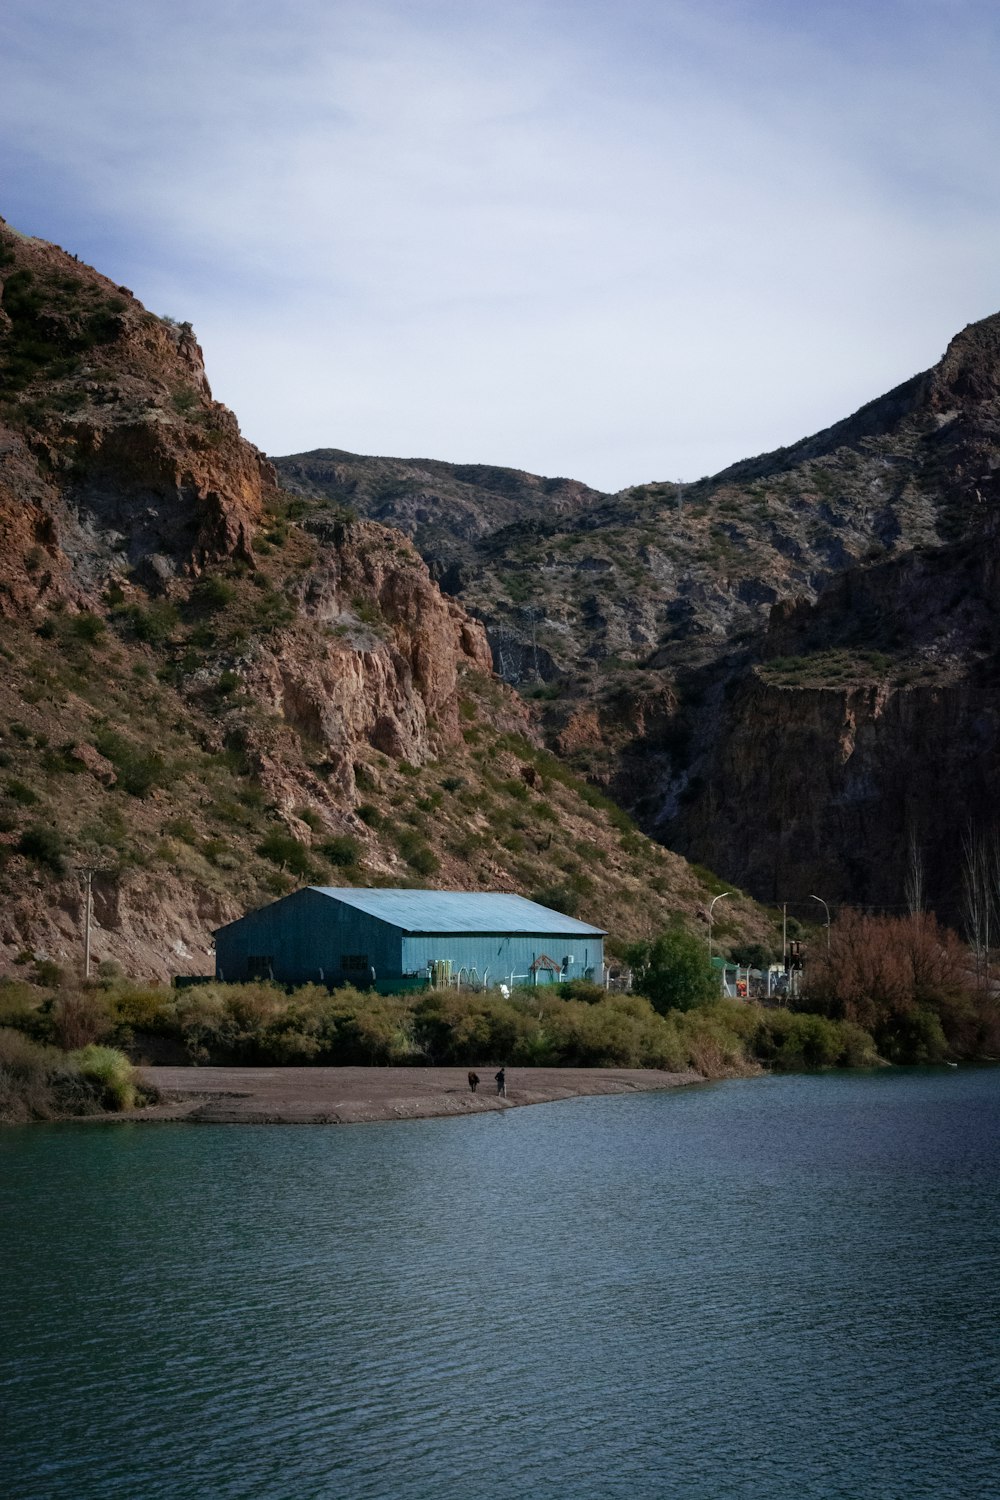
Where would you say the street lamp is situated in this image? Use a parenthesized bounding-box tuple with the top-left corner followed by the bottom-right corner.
(708, 892, 732, 966)
(810, 894, 831, 954)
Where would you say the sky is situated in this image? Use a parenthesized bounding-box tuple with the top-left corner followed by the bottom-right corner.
(3, 0, 1000, 491)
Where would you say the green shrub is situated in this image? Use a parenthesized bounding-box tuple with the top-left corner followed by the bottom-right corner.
(257, 830, 316, 878)
(118, 600, 179, 645)
(668, 1004, 759, 1076)
(171, 386, 201, 415)
(70, 1044, 137, 1110)
(106, 986, 172, 1033)
(689, 863, 732, 898)
(751, 1011, 858, 1070)
(164, 817, 198, 844)
(352, 596, 382, 627)
(50, 979, 884, 1078)
(66, 612, 106, 643)
(0, 1030, 143, 1121)
(552, 979, 607, 1004)
(406, 845, 439, 876)
(249, 586, 294, 633)
(396, 828, 439, 875)
(628, 927, 718, 1013)
(445, 831, 483, 858)
(357, 803, 383, 828)
(0, 981, 46, 1037)
(32, 958, 64, 990)
(530, 884, 581, 918)
(41, 745, 84, 776)
(93, 729, 171, 796)
(191, 576, 235, 612)
(0, 1027, 59, 1120)
(6, 777, 39, 805)
(208, 798, 255, 829)
(878, 1008, 948, 1065)
(17, 823, 67, 874)
(321, 835, 360, 868)
(202, 837, 232, 866)
(729, 943, 774, 971)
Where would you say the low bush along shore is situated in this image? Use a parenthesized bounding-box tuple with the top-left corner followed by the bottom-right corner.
(0, 1029, 154, 1124)
(5, 921, 996, 1124)
(2, 973, 886, 1124)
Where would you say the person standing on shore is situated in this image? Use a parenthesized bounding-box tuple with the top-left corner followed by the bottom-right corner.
(495, 1066, 506, 1097)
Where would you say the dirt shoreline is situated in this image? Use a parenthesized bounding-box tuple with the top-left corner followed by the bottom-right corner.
(124, 1065, 705, 1125)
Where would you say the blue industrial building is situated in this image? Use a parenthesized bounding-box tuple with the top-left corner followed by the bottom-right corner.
(214, 887, 606, 990)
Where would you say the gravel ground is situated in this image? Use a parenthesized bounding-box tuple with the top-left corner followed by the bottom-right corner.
(128, 1065, 704, 1124)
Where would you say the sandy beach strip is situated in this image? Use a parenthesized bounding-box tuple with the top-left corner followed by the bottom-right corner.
(128, 1065, 704, 1124)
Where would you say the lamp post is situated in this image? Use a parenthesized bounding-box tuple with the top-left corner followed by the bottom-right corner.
(708, 891, 732, 968)
(810, 894, 831, 954)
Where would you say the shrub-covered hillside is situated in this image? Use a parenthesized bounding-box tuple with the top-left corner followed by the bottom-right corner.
(0, 216, 778, 978)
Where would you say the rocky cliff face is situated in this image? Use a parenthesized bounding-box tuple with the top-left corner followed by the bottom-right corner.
(0, 218, 767, 979)
(660, 528, 1000, 920)
(274, 318, 995, 692)
(16, 207, 996, 961)
(276, 312, 1000, 923)
(0, 221, 270, 614)
(0, 217, 491, 774)
(240, 516, 494, 799)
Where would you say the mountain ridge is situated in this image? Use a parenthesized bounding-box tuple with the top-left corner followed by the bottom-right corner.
(274, 311, 1000, 921)
(0, 216, 771, 979)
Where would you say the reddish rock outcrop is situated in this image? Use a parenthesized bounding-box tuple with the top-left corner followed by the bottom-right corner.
(0, 218, 269, 608)
(0, 218, 515, 974)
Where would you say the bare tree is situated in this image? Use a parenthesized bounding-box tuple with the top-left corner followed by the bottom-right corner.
(988, 828, 1000, 997)
(904, 826, 925, 916)
(961, 823, 993, 986)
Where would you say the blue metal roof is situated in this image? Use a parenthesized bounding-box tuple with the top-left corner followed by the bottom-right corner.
(308, 888, 605, 936)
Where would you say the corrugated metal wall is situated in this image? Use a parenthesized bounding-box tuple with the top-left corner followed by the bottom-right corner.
(401, 933, 603, 985)
(215, 888, 402, 985)
(215, 891, 605, 988)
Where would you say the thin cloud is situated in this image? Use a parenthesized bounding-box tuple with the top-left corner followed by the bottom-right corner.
(2, 1, 1000, 488)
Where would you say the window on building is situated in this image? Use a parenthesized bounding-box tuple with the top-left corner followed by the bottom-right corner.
(246, 955, 273, 979)
(341, 954, 370, 972)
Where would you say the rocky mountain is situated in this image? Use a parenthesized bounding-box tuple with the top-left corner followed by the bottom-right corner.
(275, 314, 1000, 923)
(0, 217, 771, 980)
(662, 530, 1000, 919)
(274, 335, 979, 688)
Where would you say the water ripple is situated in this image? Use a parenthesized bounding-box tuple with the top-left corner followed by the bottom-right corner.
(2, 1069, 999, 1499)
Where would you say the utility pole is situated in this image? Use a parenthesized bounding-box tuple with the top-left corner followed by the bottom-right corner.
(782, 902, 787, 968)
(82, 868, 94, 980)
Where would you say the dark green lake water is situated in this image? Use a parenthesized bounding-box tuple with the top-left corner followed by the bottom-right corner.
(2, 1069, 999, 1499)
